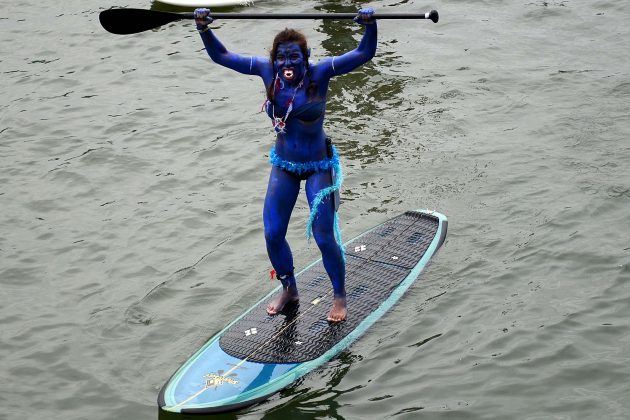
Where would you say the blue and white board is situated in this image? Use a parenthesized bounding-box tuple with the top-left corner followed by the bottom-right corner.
(158, 209, 447, 414)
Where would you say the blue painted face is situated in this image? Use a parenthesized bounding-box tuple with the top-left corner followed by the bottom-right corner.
(275, 42, 306, 84)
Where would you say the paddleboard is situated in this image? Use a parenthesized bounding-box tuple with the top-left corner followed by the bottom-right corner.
(156, 0, 254, 7)
(158, 209, 447, 414)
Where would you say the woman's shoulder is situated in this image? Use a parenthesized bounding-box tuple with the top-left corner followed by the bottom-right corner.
(252, 56, 273, 81)
(310, 58, 333, 69)
(253, 55, 272, 69)
(309, 58, 334, 79)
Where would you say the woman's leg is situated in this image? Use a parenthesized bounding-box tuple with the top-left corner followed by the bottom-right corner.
(305, 171, 347, 321)
(264, 166, 301, 314)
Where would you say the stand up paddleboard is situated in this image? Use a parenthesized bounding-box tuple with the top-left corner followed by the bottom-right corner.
(156, 0, 254, 8)
(158, 209, 447, 414)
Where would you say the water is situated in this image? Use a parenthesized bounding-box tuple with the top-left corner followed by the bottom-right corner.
(2, 0, 629, 418)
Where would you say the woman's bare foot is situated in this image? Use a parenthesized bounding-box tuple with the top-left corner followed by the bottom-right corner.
(266, 286, 299, 315)
(327, 296, 347, 322)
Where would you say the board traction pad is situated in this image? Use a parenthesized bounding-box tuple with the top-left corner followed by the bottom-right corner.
(219, 211, 439, 364)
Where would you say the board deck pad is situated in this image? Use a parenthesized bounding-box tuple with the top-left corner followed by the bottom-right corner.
(219, 211, 439, 364)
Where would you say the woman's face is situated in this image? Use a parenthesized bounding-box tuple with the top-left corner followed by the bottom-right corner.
(275, 42, 306, 84)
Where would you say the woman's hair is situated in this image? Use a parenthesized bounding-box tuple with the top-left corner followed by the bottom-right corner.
(266, 28, 317, 102)
(269, 28, 309, 66)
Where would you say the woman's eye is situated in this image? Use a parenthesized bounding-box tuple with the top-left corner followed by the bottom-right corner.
(290, 54, 300, 60)
(277, 55, 285, 61)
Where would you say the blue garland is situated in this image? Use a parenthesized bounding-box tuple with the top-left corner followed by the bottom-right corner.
(269, 146, 339, 175)
(306, 161, 345, 263)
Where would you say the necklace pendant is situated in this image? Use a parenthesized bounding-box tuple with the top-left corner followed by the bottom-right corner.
(273, 117, 286, 133)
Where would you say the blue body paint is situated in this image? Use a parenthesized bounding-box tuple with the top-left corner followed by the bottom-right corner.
(198, 17, 377, 298)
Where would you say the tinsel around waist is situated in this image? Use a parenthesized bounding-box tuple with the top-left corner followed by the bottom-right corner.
(269, 146, 340, 175)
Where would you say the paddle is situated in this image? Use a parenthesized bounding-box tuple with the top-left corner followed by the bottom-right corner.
(99, 8, 439, 35)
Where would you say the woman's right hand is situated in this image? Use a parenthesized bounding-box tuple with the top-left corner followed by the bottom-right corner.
(354, 7, 376, 25)
(194, 8, 213, 28)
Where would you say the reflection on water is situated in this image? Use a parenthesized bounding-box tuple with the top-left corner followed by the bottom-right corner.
(313, 1, 417, 166)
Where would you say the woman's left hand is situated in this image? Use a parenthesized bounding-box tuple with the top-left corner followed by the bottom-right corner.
(354, 7, 376, 25)
(194, 8, 214, 28)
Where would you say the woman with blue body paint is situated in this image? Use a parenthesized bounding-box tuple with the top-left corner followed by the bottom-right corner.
(194, 7, 377, 322)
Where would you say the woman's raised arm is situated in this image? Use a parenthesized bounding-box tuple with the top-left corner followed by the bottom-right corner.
(195, 8, 268, 76)
(319, 8, 377, 78)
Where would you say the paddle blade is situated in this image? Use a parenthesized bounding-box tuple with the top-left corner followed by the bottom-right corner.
(99, 8, 189, 35)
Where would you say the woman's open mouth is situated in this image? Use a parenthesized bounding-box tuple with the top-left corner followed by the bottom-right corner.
(282, 68, 295, 80)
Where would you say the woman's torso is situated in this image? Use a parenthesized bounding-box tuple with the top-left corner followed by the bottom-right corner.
(261, 62, 331, 163)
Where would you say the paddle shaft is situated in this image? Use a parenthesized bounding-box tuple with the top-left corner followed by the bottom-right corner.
(180, 12, 437, 20)
(99, 8, 439, 35)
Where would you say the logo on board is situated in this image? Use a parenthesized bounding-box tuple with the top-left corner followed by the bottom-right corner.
(205, 370, 239, 389)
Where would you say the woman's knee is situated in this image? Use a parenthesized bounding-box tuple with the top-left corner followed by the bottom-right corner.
(264, 225, 286, 246)
(313, 229, 338, 252)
